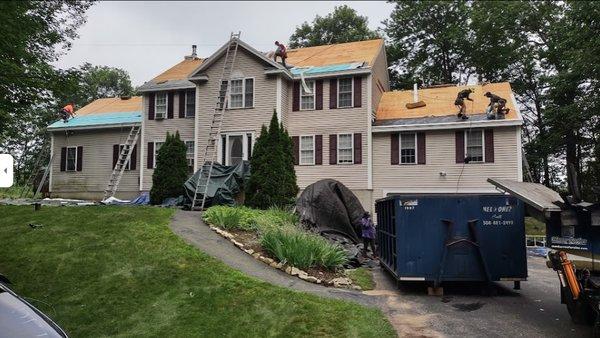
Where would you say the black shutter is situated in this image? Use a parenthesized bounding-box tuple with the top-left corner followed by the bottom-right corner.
(329, 134, 337, 164)
(148, 93, 155, 120)
(315, 80, 323, 110)
(417, 132, 426, 164)
(167, 92, 174, 119)
(147, 142, 154, 169)
(391, 133, 399, 165)
(60, 147, 66, 171)
(485, 129, 495, 163)
(329, 79, 337, 109)
(76, 146, 83, 171)
(315, 135, 323, 165)
(353, 133, 362, 164)
(178, 91, 185, 118)
(292, 82, 300, 111)
(245, 78, 254, 107)
(353, 77, 362, 108)
(130, 145, 137, 170)
(113, 144, 119, 168)
(292, 136, 299, 165)
(456, 131, 465, 163)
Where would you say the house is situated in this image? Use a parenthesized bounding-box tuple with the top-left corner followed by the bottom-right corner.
(47, 37, 523, 211)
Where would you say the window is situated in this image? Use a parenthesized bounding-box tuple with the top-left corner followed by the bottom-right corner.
(400, 133, 417, 164)
(338, 78, 353, 108)
(300, 135, 315, 165)
(185, 90, 195, 117)
(228, 78, 254, 109)
(153, 142, 164, 169)
(465, 130, 484, 162)
(119, 145, 132, 170)
(219, 133, 253, 165)
(155, 93, 167, 119)
(300, 80, 315, 110)
(66, 146, 77, 171)
(185, 141, 195, 168)
(337, 134, 353, 164)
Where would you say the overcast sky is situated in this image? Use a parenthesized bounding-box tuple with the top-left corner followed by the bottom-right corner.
(54, 1, 394, 87)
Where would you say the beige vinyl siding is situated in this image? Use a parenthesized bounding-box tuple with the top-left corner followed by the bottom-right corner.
(370, 45, 390, 114)
(141, 92, 195, 190)
(51, 128, 140, 200)
(195, 48, 277, 166)
(286, 76, 369, 191)
(372, 126, 520, 200)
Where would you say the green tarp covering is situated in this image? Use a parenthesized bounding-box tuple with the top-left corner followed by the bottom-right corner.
(183, 161, 250, 208)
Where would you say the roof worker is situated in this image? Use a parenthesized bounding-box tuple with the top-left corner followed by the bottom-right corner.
(59, 102, 76, 123)
(484, 92, 510, 119)
(455, 88, 474, 120)
(274, 41, 288, 68)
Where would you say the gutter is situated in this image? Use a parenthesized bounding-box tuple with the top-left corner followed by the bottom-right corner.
(372, 119, 523, 133)
(265, 67, 371, 80)
(47, 122, 141, 132)
(137, 83, 196, 93)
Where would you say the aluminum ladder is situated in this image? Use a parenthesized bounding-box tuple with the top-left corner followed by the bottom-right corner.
(19, 139, 51, 198)
(103, 125, 141, 200)
(191, 32, 241, 210)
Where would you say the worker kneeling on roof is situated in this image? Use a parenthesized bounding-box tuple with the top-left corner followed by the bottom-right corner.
(484, 92, 510, 119)
(59, 102, 76, 123)
(274, 41, 287, 68)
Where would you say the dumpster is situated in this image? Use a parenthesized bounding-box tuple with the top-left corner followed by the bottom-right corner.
(376, 194, 527, 286)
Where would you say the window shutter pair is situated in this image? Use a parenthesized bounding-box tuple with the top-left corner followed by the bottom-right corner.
(455, 129, 494, 163)
(329, 133, 362, 165)
(59, 147, 83, 171)
(390, 133, 426, 165)
(292, 80, 323, 111)
(291, 135, 323, 165)
(178, 91, 186, 118)
(113, 144, 137, 170)
(329, 77, 362, 109)
(147, 142, 154, 169)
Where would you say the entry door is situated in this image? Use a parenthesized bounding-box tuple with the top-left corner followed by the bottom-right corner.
(227, 135, 243, 166)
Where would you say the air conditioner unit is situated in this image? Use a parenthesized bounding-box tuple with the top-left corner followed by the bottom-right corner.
(155, 112, 165, 120)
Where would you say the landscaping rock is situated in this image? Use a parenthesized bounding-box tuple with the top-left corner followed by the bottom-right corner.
(259, 256, 274, 265)
(331, 277, 352, 287)
(252, 252, 260, 259)
(298, 271, 309, 279)
(244, 248, 255, 255)
(231, 240, 244, 248)
(290, 267, 302, 276)
(285, 266, 292, 274)
(351, 285, 362, 291)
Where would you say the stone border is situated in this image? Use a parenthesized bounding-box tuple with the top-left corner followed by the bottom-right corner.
(208, 224, 360, 290)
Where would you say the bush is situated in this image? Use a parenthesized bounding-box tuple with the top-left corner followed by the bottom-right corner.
(150, 131, 189, 204)
(202, 206, 297, 231)
(260, 227, 347, 270)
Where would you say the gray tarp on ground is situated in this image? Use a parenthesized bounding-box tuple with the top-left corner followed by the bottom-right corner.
(183, 161, 250, 208)
(296, 179, 365, 243)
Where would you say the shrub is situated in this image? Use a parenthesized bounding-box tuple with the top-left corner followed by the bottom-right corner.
(260, 227, 347, 270)
(202, 206, 296, 231)
(150, 132, 189, 204)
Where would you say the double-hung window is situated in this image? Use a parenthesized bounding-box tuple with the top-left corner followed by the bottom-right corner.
(465, 130, 484, 163)
(338, 78, 353, 108)
(185, 90, 195, 117)
(185, 141, 195, 169)
(299, 135, 315, 165)
(300, 80, 315, 110)
(119, 145, 132, 170)
(337, 134, 354, 164)
(66, 146, 77, 171)
(155, 93, 167, 119)
(228, 78, 254, 109)
(400, 133, 417, 164)
(153, 142, 164, 169)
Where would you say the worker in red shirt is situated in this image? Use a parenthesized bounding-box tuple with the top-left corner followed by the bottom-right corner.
(274, 41, 287, 67)
(59, 102, 75, 123)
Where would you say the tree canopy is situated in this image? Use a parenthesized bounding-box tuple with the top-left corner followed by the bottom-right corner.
(289, 5, 379, 48)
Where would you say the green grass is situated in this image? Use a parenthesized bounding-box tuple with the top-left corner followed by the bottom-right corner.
(0, 205, 394, 337)
(202, 205, 299, 231)
(346, 268, 375, 291)
(525, 217, 546, 236)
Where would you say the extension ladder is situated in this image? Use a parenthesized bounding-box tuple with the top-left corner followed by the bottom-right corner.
(103, 125, 141, 200)
(19, 139, 51, 198)
(191, 32, 241, 210)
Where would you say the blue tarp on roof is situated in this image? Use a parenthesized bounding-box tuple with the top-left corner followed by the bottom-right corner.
(290, 62, 364, 76)
(47, 111, 142, 130)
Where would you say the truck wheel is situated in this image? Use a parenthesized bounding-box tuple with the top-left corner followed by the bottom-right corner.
(567, 300, 595, 325)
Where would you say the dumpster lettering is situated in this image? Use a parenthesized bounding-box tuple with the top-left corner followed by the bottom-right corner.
(482, 205, 514, 226)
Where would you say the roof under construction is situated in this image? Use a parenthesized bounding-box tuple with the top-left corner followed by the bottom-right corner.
(47, 96, 142, 130)
(286, 39, 383, 68)
(138, 57, 203, 92)
(376, 82, 519, 121)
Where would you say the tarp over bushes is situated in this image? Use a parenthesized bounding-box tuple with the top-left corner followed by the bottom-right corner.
(296, 179, 365, 243)
(183, 161, 250, 208)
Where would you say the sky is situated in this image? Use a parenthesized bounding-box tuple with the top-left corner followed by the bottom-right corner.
(54, 1, 394, 87)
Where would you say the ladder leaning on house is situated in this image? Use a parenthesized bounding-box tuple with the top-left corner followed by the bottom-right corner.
(191, 32, 241, 211)
(103, 125, 141, 200)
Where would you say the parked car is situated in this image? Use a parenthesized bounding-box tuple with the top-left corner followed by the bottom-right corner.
(0, 275, 68, 338)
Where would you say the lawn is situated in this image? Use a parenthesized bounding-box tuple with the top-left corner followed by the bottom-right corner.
(0, 205, 395, 337)
(525, 216, 546, 236)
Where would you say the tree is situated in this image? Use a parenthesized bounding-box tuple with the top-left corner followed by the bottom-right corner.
(150, 132, 189, 205)
(245, 111, 298, 209)
(70, 63, 135, 108)
(289, 5, 379, 48)
(383, 1, 472, 89)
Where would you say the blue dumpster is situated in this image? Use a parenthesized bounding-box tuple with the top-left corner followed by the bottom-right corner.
(376, 194, 527, 286)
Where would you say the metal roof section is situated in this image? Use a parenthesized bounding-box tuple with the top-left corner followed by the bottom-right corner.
(47, 111, 141, 131)
(487, 178, 564, 213)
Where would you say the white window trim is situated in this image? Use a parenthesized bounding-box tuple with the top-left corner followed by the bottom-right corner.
(464, 129, 485, 163)
(300, 80, 316, 111)
(337, 133, 354, 165)
(155, 92, 167, 119)
(65, 146, 78, 172)
(119, 144, 132, 171)
(219, 132, 254, 166)
(337, 77, 354, 108)
(399, 133, 418, 165)
(228, 77, 255, 109)
(153, 141, 164, 169)
(185, 140, 195, 168)
(299, 134, 315, 166)
(185, 90, 195, 118)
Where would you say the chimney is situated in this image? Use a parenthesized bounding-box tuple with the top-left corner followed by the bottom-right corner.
(185, 45, 198, 60)
(413, 83, 418, 102)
